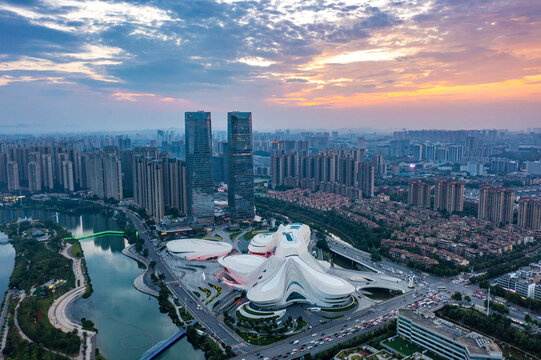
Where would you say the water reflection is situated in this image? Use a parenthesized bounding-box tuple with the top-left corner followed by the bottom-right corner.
(0, 208, 204, 360)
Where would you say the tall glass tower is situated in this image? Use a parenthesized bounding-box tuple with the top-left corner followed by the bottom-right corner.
(185, 111, 214, 225)
(227, 112, 254, 221)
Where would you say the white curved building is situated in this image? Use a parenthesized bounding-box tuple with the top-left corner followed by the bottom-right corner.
(167, 239, 232, 260)
(219, 224, 356, 309)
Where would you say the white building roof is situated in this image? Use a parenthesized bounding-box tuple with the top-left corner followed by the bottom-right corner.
(167, 239, 232, 260)
(219, 223, 356, 309)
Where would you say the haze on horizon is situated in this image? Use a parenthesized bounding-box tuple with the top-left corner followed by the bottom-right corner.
(0, 0, 540, 133)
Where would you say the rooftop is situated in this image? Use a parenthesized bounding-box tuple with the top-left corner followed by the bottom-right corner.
(399, 310, 502, 358)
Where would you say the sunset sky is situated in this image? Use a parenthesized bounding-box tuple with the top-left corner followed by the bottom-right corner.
(1, 0, 540, 133)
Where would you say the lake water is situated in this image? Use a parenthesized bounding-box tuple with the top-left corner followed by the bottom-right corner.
(0, 208, 204, 360)
(0, 241, 15, 304)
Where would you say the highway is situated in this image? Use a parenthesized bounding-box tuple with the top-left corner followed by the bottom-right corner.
(123, 210, 249, 354)
(327, 236, 538, 324)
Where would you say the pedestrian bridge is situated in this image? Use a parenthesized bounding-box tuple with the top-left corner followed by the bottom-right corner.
(64, 230, 125, 240)
(139, 329, 186, 360)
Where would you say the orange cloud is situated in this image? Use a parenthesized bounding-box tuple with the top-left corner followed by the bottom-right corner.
(266, 74, 541, 108)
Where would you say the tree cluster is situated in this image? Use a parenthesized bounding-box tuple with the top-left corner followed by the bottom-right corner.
(185, 325, 234, 360)
(439, 305, 541, 356)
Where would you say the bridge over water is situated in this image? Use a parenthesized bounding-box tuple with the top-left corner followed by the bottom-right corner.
(139, 328, 186, 360)
(64, 230, 125, 241)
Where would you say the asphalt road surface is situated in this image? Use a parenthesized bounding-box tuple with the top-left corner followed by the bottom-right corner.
(124, 210, 249, 354)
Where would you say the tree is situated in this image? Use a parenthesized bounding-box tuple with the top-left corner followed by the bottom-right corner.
(525, 314, 532, 323)
(479, 279, 490, 289)
(464, 295, 471, 302)
(370, 248, 382, 262)
(452, 291, 462, 301)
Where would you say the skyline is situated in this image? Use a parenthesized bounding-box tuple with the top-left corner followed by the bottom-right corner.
(1, 0, 541, 132)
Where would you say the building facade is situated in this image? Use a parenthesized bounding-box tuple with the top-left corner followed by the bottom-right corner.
(227, 111, 255, 221)
(185, 111, 214, 225)
(433, 179, 464, 213)
(398, 310, 502, 360)
(478, 186, 515, 224)
(517, 197, 541, 231)
(408, 180, 431, 208)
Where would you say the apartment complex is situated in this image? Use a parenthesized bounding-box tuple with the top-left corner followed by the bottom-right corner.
(271, 149, 374, 200)
(517, 197, 541, 231)
(478, 185, 515, 224)
(408, 180, 431, 208)
(433, 179, 464, 213)
(407, 179, 464, 213)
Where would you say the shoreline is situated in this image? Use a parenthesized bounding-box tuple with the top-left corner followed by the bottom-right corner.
(122, 245, 160, 298)
(48, 243, 97, 360)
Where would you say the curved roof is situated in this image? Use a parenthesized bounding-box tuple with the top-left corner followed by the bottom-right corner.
(167, 239, 232, 260)
(248, 224, 311, 256)
(247, 255, 355, 307)
(218, 254, 266, 274)
(248, 232, 277, 254)
(218, 223, 356, 309)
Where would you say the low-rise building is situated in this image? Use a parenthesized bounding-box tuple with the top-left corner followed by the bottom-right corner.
(397, 309, 502, 360)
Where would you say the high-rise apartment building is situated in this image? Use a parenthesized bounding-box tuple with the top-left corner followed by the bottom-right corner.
(517, 197, 541, 231)
(27, 161, 42, 192)
(40, 154, 54, 191)
(448, 145, 464, 162)
(83, 150, 123, 201)
(271, 149, 374, 199)
(133, 155, 165, 222)
(408, 180, 431, 208)
(424, 143, 436, 161)
(103, 151, 123, 201)
(227, 112, 255, 221)
(413, 144, 423, 161)
(62, 160, 75, 192)
(185, 111, 214, 225)
(433, 179, 464, 213)
(7, 161, 20, 192)
(162, 156, 187, 216)
(372, 153, 386, 176)
(358, 162, 375, 198)
(478, 185, 515, 224)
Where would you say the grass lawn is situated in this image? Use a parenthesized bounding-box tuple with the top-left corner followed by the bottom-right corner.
(322, 314, 344, 320)
(70, 242, 83, 258)
(18, 296, 80, 356)
(383, 336, 424, 356)
(242, 304, 274, 316)
(242, 230, 268, 241)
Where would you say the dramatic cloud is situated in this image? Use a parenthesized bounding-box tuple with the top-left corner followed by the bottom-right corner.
(0, 0, 540, 132)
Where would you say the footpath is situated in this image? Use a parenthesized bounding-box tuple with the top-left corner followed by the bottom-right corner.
(122, 245, 159, 297)
(0, 291, 13, 360)
(48, 244, 96, 360)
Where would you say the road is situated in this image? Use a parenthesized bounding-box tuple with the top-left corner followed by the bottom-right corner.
(233, 291, 418, 360)
(327, 236, 536, 323)
(124, 210, 249, 354)
(122, 208, 537, 359)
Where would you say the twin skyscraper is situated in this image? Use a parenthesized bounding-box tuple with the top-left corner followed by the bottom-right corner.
(185, 111, 254, 225)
